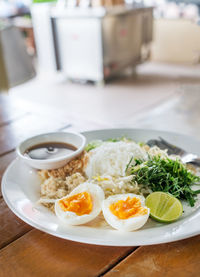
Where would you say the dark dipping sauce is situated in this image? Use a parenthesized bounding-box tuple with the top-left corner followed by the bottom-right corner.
(24, 142, 77, 160)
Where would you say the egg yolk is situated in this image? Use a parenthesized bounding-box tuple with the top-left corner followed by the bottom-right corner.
(109, 197, 147, 220)
(59, 192, 93, 216)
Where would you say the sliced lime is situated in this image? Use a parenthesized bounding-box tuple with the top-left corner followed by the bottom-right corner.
(145, 192, 183, 223)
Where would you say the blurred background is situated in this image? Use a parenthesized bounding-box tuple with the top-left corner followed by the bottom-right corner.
(1, 0, 200, 134)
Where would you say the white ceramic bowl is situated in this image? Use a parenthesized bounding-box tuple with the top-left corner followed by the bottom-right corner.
(16, 132, 86, 170)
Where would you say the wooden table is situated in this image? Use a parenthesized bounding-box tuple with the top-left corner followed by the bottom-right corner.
(0, 94, 199, 277)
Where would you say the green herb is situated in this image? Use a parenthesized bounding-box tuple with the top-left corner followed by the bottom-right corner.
(85, 136, 133, 152)
(138, 142, 145, 147)
(85, 140, 103, 152)
(125, 156, 134, 173)
(106, 138, 120, 142)
(127, 156, 200, 207)
(106, 136, 132, 143)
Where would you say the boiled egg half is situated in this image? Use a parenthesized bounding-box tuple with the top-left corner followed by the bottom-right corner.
(102, 194, 149, 231)
(55, 182, 104, 225)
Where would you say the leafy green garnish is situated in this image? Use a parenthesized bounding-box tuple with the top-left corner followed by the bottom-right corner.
(127, 156, 200, 207)
(85, 140, 103, 152)
(125, 156, 134, 173)
(85, 136, 133, 152)
(106, 138, 120, 142)
(106, 136, 132, 143)
(138, 142, 145, 147)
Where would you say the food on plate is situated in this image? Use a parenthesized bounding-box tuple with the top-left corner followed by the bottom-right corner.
(102, 194, 149, 231)
(145, 192, 183, 223)
(38, 151, 88, 211)
(85, 140, 147, 178)
(55, 182, 104, 225)
(85, 140, 103, 152)
(37, 136, 200, 230)
(127, 155, 200, 207)
(24, 141, 77, 160)
(46, 151, 88, 179)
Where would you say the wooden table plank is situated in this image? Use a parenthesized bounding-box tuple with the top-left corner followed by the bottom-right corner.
(0, 229, 134, 277)
(0, 151, 16, 195)
(0, 113, 71, 156)
(104, 235, 200, 277)
(0, 199, 32, 249)
(0, 95, 28, 126)
(1, 93, 199, 277)
(13, 97, 112, 133)
(0, 96, 134, 277)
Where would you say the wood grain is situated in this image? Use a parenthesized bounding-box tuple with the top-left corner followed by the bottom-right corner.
(1, 92, 200, 277)
(0, 95, 28, 126)
(104, 235, 200, 277)
(0, 151, 16, 196)
(0, 96, 135, 277)
(0, 199, 32, 249)
(0, 113, 70, 156)
(0, 229, 134, 277)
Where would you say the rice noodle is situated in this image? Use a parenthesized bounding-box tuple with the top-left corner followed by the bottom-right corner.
(85, 141, 148, 178)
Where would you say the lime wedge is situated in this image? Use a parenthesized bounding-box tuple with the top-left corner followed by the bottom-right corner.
(145, 192, 183, 223)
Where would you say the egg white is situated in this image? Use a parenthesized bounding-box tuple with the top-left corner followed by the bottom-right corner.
(55, 182, 105, 225)
(102, 193, 150, 232)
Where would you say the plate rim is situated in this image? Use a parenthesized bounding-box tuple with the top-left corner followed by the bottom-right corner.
(2, 128, 200, 246)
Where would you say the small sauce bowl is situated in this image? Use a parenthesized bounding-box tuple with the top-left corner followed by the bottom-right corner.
(16, 132, 86, 170)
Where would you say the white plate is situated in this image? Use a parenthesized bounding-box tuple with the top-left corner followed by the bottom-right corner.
(2, 128, 200, 246)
